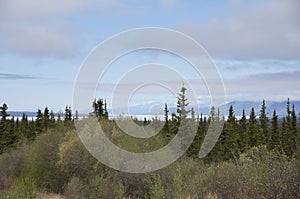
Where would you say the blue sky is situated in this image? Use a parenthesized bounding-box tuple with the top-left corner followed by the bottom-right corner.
(0, 0, 299, 113)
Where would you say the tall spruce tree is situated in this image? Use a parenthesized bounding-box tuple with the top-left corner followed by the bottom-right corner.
(43, 107, 50, 131)
(176, 85, 196, 153)
(36, 109, 43, 134)
(64, 105, 73, 126)
(20, 113, 30, 139)
(259, 100, 269, 145)
(283, 99, 295, 156)
(239, 109, 248, 151)
(248, 108, 258, 147)
(176, 85, 190, 121)
(290, 104, 298, 156)
(163, 103, 170, 138)
(0, 104, 12, 153)
(281, 117, 287, 153)
(5, 117, 16, 150)
(270, 110, 280, 150)
(223, 105, 239, 159)
(188, 112, 206, 158)
(104, 99, 109, 120)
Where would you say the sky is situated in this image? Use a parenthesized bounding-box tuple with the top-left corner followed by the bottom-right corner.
(0, 0, 299, 113)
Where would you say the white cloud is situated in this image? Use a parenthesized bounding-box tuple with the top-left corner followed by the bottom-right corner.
(0, 0, 84, 58)
(178, 0, 300, 59)
(0, 0, 83, 19)
(0, 22, 77, 58)
(0, 0, 137, 58)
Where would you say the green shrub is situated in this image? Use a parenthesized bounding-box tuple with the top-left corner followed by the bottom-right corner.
(58, 131, 98, 180)
(6, 177, 37, 199)
(23, 128, 68, 193)
(0, 147, 25, 190)
(64, 175, 124, 199)
(147, 174, 165, 199)
(64, 177, 86, 199)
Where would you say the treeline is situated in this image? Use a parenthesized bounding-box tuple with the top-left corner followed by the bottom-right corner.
(189, 98, 299, 162)
(0, 98, 111, 154)
(0, 105, 74, 154)
(0, 87, 299, 161)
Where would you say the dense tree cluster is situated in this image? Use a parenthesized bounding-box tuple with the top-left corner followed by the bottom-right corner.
(92, 98, 108, 120)
(0, 88, 299, 161)
(0, 104, 74, 153)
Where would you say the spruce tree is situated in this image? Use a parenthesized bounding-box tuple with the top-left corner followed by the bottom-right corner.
(203, 116, 207, 132)
(43, 107, 50, 131)
(0, 104, 17, 152)
(270, 110, 280, 150)
(192, 113, 206, 157)
(35, 109, 43, 134)
(259, 100, 269, 145)
(64, 105, 73, 126)
(176, 85, 190, 121)
(239, 109, 248, 151)
(199, 113, 206, 140)
(223, 105, 239, 160)
(20, 113, 30, 139)
(0, 104, 8, 153)
(104, 99, 109, 120)
(176, 86, 195, 153)
(0, 103, 9, 121)
(283, 99, 296, 157)
(187, 107, 203, 158)
(281, 118, 286, 153)
(290, 104, 298, 156)
(248, 108, 258, 147)
(163, 103, 170, 138)
(5, 117, 17, 149)
(169, 113, 179, 136)
(15, 117, 20, 135)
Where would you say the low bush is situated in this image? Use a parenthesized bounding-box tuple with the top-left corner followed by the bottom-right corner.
(1, 130, 299, 198)
(0, 147, 25, 190)
(22, 129, 68, 193)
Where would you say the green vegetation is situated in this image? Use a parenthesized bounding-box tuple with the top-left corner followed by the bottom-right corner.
(0, 88, 299, 198)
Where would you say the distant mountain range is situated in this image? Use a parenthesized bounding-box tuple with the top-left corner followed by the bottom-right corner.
(8, 111, 37, 118)
(111, 100, 300, 117)
(222, 101, 300, 117)
(8, 100, 300, 118)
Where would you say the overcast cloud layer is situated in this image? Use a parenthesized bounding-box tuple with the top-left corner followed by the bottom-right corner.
(178, 0, 300, 59)
(0, 0, 138, 57)
(1, 0, 299, 59)
(0, 0, 176, 58)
